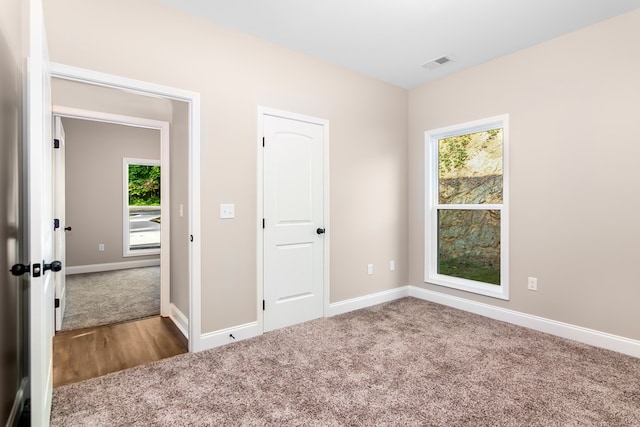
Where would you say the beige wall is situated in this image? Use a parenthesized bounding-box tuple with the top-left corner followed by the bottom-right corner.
(169, 100, 190, 316)
(408, 10, 640, 340)
(63, 118, 161, 267)
(48, 1, 638, 344)
(44, 0, 409, 333)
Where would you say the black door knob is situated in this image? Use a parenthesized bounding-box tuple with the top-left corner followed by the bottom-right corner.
(43, 260, 62, 273)
(64, 226, 72, 231)
(316, 228, 326, 235)
(10, 264, 30, 277)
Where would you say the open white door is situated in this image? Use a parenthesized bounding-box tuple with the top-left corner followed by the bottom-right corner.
(53, 116, 66, 331)
(26, 0, 55, 424)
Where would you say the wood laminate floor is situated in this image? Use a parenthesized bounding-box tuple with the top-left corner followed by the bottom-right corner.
(53, 316, 187, 387)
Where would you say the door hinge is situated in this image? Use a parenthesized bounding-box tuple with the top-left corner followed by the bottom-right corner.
(54, 298, 60, 309)
(53, 218, 60, 229)
(190, 235, 194, 242)
(53, 139, 60, 149)
(262, 137, 265, 147)
(262, 218, 265, 229)
(263, 300, 265, 311)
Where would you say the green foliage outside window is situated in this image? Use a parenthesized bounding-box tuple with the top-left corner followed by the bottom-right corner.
(439, 129, 501, 175)
(128, 165, 160, 206)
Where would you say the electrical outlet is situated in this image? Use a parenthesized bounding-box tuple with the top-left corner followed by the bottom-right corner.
(527, 277, 537, 291)
(367, 264, 373, 275)
(390, 260, 395, 271)
(98, 243, 105, 252)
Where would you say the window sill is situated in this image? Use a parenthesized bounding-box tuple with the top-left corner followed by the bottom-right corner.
(425, 273, 509, 300)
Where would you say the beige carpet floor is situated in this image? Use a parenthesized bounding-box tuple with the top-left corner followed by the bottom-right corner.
(51, 297, 640, 426)
(61, 267, 160, 331)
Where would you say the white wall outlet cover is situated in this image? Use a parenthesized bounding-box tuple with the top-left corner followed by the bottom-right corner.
(220, 203, 235, 219)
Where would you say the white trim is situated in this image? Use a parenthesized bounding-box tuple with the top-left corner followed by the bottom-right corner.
(51, 105, 169, 130)
(65, 259, 160, 275)
(409, 286, 640, 358)
(199, 321, 262, 351)
(327, 287, 410, 317)
(256, 106, 330, 333)
(50, 63, 202, 352)
(424, 114, 509, 300)
(256, 111, 264, 333)
(189, 93, 202, 352)
(191, 283, 640, 358)
(169, 303, 189, 339)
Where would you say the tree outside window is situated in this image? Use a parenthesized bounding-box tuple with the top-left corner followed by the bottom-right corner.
(123, 158, 161, 256)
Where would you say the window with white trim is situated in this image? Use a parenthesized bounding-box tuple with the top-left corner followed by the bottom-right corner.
(123, 158, 161, 257)
(425, 115, 509, 300)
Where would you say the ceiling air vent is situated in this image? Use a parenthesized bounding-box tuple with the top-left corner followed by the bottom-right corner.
(422, 55, 454, 70)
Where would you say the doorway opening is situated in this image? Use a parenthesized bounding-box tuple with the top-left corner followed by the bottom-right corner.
(46, 63, 202, 388)
(52, 108, 171, 334)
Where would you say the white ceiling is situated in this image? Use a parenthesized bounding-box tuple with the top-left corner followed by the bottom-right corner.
(155, 0, 640, 89)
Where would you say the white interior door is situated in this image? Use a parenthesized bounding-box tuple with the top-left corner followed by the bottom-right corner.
(263, 113, 326, 332)
(26, 0, 54, 424)
(53, 116, 66, 331)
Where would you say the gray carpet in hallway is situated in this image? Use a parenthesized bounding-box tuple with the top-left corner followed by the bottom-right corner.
(52, 297, 640, 426)
(61, 267, 160, 331)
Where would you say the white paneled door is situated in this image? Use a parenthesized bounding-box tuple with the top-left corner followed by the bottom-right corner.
(263, 112, 326, 332)
(26, 0, 55, 424)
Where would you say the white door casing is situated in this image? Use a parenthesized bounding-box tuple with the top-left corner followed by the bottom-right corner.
(49, 62, 202, 352)
(27, 0, 54, 423)
(53, 116, 66, 331)
(261, 109, 329, 332)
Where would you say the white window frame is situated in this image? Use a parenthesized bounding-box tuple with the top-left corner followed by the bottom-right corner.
(424, 115, 509, 300)
(123, 157, 161, 257)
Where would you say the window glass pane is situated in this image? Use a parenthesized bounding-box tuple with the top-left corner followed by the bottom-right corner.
(438, 209, 500, 285)
(128, 164, 161, 251)
(438, 129, 502, 204)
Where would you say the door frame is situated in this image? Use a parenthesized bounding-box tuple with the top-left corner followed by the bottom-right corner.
(52, 116, 66, 331)
(52, 106, 172, 319)
(256, 106, 330, 332)
(49, 62, 203, 352)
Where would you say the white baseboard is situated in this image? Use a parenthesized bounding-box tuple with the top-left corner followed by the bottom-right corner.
(169, 303, 189, 339)
(199, 321, 262, 351)
(66, 259, 160, 275)
(409, 286, 640, 358)
(327, 286, 410, 317)
(193, 284, 640, 358)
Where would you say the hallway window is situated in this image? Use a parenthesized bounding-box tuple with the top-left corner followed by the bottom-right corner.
(425, 115, 509, 300)
(123, 158, 161, 256)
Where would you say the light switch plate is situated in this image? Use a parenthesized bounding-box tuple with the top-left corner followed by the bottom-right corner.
(220, 203, 235, 219)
